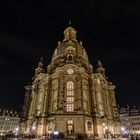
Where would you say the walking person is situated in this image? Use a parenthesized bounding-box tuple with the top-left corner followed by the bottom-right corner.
(131, 134, 134, 140)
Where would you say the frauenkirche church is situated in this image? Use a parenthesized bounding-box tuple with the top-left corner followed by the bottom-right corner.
(21, 25, 121, 138)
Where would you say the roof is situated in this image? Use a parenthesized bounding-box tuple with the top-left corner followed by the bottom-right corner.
(0, 108, 19, 117)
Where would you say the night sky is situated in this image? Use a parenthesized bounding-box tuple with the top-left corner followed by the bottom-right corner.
(0, 0, 140, 111)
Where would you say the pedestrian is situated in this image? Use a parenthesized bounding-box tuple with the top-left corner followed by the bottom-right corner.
(136, 135, 138, 140)
(131, 134, 134, 140)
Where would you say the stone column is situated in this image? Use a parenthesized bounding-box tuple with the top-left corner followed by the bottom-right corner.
(75, 76, 83, 113)
(57, 76, 64, 113)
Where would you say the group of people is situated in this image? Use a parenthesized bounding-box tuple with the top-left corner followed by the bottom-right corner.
(131, 134, 140, 140)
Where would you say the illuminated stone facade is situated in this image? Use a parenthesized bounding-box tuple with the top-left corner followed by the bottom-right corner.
(0, 109, 20, 134)
(119, 106, 140, 135)
(22, 26, 121, 138)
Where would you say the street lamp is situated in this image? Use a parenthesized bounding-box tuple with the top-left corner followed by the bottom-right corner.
(121, 127, 125, 136)
(53, 131, 59, 135)
(14, 126, 19, 137)
(15, 127, 19, 132)
(102, 123, 107, 138)
(32, 125, 36, 130)
(52, 131, 59, 139)
(121, 127, 125, 131)
(102, 123, 109, 139)
(31, 123, 37, 138)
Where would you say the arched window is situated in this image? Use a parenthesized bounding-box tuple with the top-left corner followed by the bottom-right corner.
(67, 120, 74, 134)
(67, 81, 74, 96)
(68, 55, 73, 60)
(87, 121, 92, 131)
(67, 120, 73, 124)
(66, 81, 74, 111)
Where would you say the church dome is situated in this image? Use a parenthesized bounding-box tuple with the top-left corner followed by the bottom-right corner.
(48, 26, 91, 73)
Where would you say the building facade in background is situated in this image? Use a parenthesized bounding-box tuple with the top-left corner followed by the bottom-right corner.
(0, 109, 20, 135)
(21, 25, 121, 138)
(119, 106, 140, 135)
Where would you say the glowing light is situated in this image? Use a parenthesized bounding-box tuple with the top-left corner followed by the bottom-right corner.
(53, 131, 59, 135)
(0, 133, 5, 136)
(15, 127, 19, 131)
(121, 127, 125, 131)
(102, 123, 105, 126)
(105, 126, 108, 129)
(15, 133, 18, 136)
(32, 126, 36, 130)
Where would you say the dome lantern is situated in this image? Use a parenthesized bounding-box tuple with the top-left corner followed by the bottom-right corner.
(63, 26, 77, 41)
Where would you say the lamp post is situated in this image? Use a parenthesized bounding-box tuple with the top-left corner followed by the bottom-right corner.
(121, 127, 125, 137)
(105, 126, 109, 139)
(32, 125, 36, 130)
(102, 123, 105, 138)
(102, 123, 106, 138)
(34, 109, 42, 137)
(121, 127, 125, 131)
(31, 122, 36, 138)
(102, 123, 109, 139)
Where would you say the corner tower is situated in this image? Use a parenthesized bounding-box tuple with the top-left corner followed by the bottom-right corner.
(22, 25, 121, 138)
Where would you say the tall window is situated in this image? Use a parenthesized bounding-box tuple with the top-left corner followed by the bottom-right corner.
(67, 81, 74, 96)
(87, 121, 92, 131)
(67, 120, 74, 134)
(66, 81, 74, 111)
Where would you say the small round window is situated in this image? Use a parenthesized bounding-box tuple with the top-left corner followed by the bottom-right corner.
(67, 69, 73, 74)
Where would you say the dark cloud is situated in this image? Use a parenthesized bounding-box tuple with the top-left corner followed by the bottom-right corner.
(104, 48, 140, 62)
(0, 33, 48, 57)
